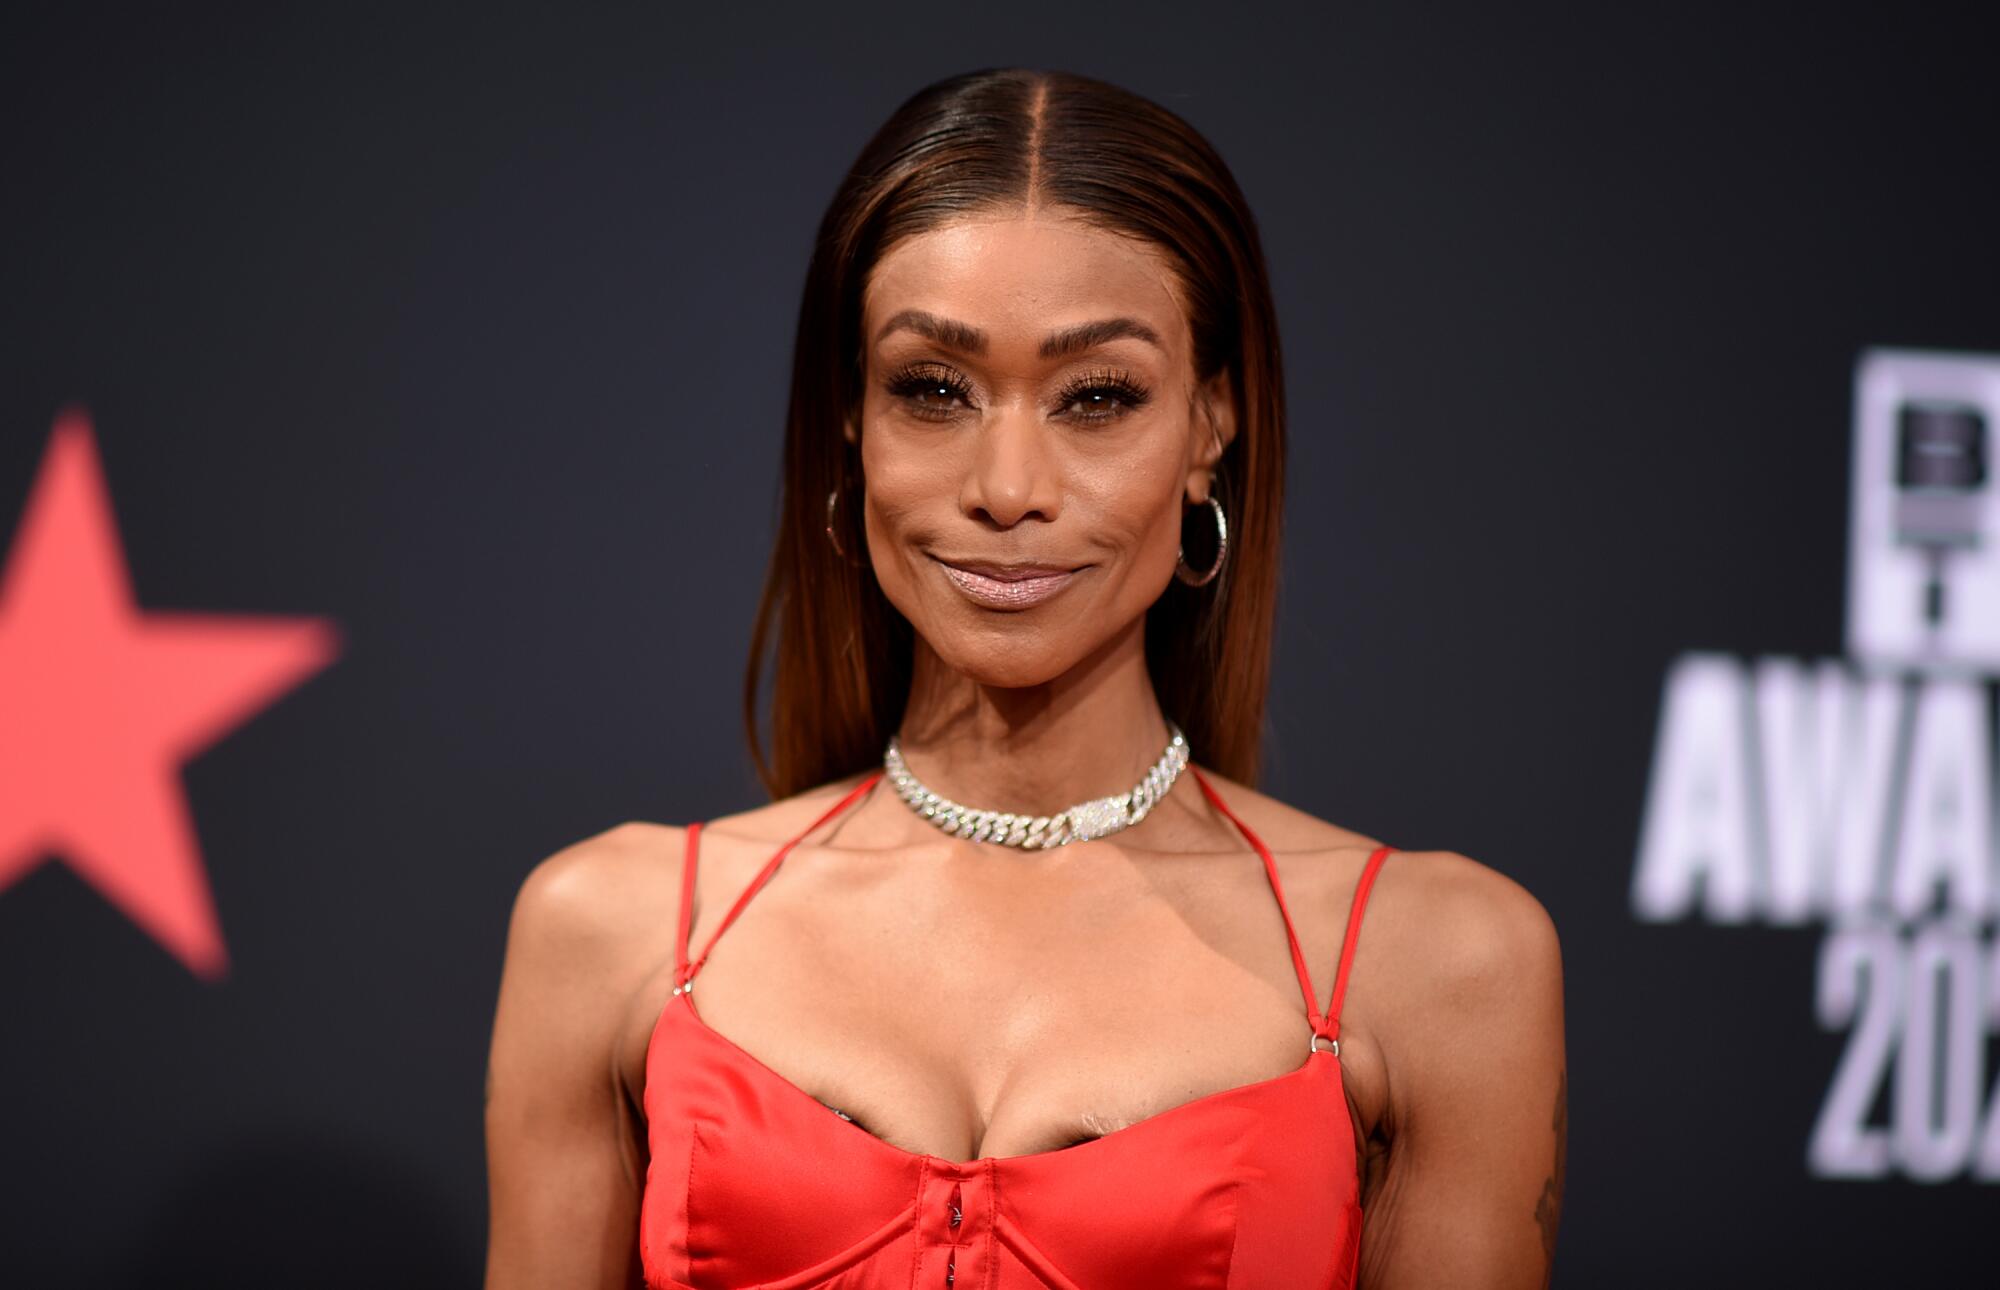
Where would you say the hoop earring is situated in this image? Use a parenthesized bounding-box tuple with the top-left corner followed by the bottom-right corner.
(825, 485, 868, 565)
(1174, 495, 1229, 587)
(825, 488, 845, 558)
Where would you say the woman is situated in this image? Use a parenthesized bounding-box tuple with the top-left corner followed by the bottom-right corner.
(485, 67, 1566, 1289)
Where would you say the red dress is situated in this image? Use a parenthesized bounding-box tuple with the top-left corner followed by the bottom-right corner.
(640, 764, 1394, 1289)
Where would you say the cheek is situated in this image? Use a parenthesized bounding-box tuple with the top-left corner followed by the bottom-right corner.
(859, 433, 953, 549)
(1069, 454, 1187, 569)
(856, 429, 957, 615)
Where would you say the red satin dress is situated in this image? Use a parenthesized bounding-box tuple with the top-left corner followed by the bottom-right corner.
(640, 764, 1394, 1289)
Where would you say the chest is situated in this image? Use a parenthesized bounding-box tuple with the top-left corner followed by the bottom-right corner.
(639, 991, 1364, 1290)
(621, 843, 1379, 1162)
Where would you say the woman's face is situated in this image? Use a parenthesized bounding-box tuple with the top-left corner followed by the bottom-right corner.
(853, 211, 1234, 689)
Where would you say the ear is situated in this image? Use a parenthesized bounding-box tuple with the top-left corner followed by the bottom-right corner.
(1184, 368, 1237, 503)
(842, 407, 860, 445)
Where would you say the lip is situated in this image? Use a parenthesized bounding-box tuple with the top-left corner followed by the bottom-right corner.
(930, 555, 1083, 610)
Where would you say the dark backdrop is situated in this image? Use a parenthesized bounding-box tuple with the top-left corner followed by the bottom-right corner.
(3, 3, 1994, 1285)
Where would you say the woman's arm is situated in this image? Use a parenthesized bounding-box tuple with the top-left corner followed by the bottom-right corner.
(1356, 853, 1568, 1289)
(484, 826, 678, 1290)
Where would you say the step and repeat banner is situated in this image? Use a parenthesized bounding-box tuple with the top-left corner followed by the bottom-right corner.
(1636, 351, 2000, 1187)
(3, 6, 1993, 1287)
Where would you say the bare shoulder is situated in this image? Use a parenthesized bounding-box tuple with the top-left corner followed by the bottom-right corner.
(1341, 850, 1567, 1280)
(485, 823, 694, 1281)
(1362, 846, 1565, 1072)
(1188, 767, 1561, 1016)
(1377, 847, 1561, 973)
(505, 820, 688, 989)
(526, 774, 877, 937)
(528, 774, 872, 938)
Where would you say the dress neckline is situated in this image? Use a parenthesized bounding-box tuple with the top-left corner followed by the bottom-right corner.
(645, 764, 1395, 1170)
(655, 983, 1342, 1169)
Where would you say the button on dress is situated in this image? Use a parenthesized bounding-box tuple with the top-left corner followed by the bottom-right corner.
(640, 766, 1394, 1289)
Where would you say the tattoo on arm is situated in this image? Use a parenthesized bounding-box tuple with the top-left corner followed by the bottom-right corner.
(1534, 1069, 1567, 1284)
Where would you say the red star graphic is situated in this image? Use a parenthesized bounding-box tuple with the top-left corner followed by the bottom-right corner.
(0, 408, 340, 980)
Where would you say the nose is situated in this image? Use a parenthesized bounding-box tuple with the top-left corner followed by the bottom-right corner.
(960, 405, 1060, 529)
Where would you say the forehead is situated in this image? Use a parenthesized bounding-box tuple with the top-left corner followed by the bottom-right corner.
(862, 214, 1188, 355)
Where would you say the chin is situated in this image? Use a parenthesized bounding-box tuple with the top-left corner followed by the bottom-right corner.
(925, 620, 1088, 690)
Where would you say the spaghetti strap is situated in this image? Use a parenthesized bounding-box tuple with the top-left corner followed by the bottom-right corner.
(1189, 765, 1396, 1051)
(677, 772, 884, 990)
(678, 764, 1390, 1052)
(673, 821, 703, 985)
(1325, 845, 1395, 1043)
(1188, 765, 1337, 1044)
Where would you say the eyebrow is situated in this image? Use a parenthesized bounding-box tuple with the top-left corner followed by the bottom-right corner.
(873, 309, 1164, 359)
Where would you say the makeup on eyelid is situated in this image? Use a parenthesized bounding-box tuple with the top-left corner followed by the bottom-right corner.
(882, 361, 1152, 424)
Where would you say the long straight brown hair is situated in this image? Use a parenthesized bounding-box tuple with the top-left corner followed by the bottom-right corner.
(744, 67, 1287, 800)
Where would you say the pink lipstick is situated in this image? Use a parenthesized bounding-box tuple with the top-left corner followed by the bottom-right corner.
(933, 557, 1080, 610)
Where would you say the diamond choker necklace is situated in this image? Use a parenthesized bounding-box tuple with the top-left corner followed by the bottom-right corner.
(882, 723, 1190, 849)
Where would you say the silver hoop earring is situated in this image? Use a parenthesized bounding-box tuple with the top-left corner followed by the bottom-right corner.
(1174, 495, 1229, 587)
(825, 488, 846, 558)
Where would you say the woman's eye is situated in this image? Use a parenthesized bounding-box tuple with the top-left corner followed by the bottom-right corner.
(1060, 382, 1149, 423)
(888, 371, 973, 420)
(885, 367, 1150, 424)
(1065, 388, 1125, 419)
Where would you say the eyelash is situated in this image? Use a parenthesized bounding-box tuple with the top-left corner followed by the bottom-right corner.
(884, 363, 1152, 425)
